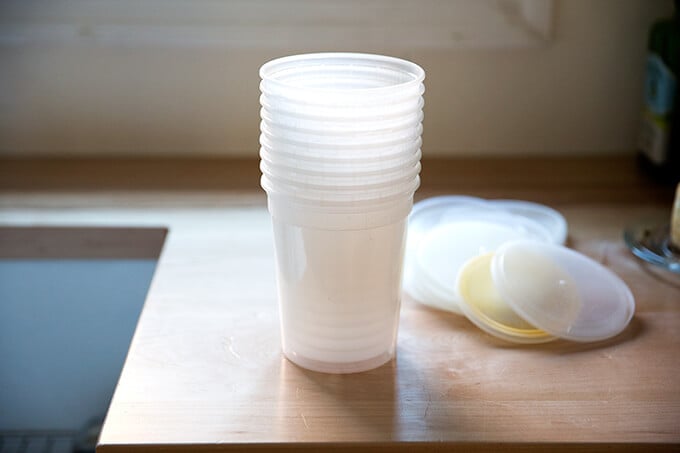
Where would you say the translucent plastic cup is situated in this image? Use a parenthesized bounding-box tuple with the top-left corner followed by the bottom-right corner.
(267, 192, 413, 373)
(260, 52, 424, 373)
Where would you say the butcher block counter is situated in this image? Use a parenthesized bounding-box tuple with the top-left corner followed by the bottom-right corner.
(1, 156, 678, 452)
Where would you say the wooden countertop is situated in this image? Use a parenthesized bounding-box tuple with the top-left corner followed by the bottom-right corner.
(1, 157, 678, 452)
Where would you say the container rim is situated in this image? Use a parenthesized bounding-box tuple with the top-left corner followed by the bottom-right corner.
(261, 161, 421, 190)
(259, 94, 425, 122)
(260, 148, 422, 174)
(261, 174, 420, 205)
(260, 53, 425, 96)
(260, 134, 421, 156)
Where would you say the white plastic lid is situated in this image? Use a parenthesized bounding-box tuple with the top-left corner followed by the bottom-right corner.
(489, 199, 568, 245)
(490, 240, 635, 342)
(416, 218, 548, 304)
(403, 196, 556, 314)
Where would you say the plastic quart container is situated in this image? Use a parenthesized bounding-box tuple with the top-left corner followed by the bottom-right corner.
(260, 52, 425, 373)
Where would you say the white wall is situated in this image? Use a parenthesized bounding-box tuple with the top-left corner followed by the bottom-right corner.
(0, 0, 673, 157)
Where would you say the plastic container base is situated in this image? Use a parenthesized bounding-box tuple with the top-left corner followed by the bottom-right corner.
(282, 349, 394, 374)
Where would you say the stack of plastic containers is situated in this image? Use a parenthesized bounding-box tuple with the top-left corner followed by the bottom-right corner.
(259, 53, 425, 373)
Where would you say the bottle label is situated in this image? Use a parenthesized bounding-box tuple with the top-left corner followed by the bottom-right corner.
(639, 112, 669, 164)
(645, 53, 676, 116)
(640, 53, 676, 164)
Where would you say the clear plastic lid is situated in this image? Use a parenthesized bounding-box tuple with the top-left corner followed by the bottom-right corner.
(491, 240, 635, 342)
(488, 199, 568, 245)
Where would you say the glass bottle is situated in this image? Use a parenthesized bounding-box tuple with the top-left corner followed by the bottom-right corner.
(638, 1, 680, 183)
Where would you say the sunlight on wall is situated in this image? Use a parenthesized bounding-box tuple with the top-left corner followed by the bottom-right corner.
(0, 0, 673, 157)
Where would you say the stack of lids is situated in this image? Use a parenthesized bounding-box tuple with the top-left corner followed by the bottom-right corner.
(404, 196, 635, 344)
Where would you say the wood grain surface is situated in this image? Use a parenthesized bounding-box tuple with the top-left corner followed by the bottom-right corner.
(1, 157, 678, 452)
(0, 156, 675, 204)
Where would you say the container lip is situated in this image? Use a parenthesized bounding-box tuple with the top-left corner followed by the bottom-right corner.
(260, 109, 424, 135)
(259, 53, 425, 96)
(260, 122, 424, 148)
(261, 161, 421, 190)
(260, 132, 422, 155)
(260, 148, 422, 174)
(267, 188, 416, 212)
(259, 94, 425, 122)
(261, 174, 420, 204)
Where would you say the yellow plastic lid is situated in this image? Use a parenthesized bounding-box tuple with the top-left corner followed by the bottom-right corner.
(456, 253, 556, 344)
